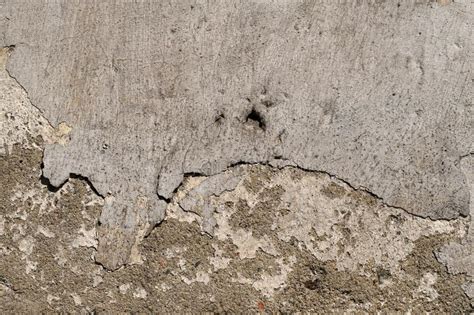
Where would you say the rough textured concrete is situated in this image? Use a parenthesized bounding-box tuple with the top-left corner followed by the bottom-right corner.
(0, 139, 472, 312)
(437, 154, 474, 301)
(1, 0, 473, 268)
(0, 0, 473, 312)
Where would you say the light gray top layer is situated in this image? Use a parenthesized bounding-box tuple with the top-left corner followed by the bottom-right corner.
(1, 1, 472, 223)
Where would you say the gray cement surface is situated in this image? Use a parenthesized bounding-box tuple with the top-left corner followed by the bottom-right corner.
(0, 0, 473, 312)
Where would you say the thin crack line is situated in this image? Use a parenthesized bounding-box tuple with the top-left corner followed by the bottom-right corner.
(3, 44, 57, 129)
(156, 157, 467, 227)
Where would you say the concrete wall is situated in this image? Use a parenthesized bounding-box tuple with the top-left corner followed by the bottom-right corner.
(0, 0, 473, 312)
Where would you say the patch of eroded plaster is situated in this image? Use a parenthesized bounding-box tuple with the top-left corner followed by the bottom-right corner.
(166, 164, 470, 306)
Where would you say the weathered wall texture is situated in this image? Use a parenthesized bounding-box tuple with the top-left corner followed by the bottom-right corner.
(0, 0, 473, 312)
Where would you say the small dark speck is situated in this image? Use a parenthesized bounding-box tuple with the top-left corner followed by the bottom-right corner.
(304, 279, 321, 290)
(214, 112, 225, 123)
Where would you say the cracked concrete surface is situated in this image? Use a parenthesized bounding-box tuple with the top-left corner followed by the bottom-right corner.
(0, 0, 473, 312)
(437, 154, 474, 301)
(1, 0, 473, 269)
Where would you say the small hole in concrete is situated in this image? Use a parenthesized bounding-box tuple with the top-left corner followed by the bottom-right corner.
(246, 108, 266, 131)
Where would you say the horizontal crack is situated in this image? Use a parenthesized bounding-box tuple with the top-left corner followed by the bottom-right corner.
(156, 156, 465, 231)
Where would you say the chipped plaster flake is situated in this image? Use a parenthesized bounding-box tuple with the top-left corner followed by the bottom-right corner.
(214, 209, 278, 259)
(0, 48, 71, 155)
(10, 182, 77, 218)
(462, 282, 474, 300)
(0, 283, 12, 295)
(93, 275, 103, 288)
(166, 177, 207, 224)
(84, 198, 103, 208)
(71, 225, 97, 249)
(182, 271, 211, 285)
(178, 169, 245, 234)
(166, 203, 201, 224)
(119, 283, 131, 295)
(163, 246, 187, 259)
(18, 235, 34, 255)
(128, 227, 148, 265)
(178, 258, 187, 270)
(8, 209, 27, 221)
(233, 273, 253, 286)
(229, 228, 277, 259)
(71, 293, 82, 306)
(10, 223, 26, 242)
(53, 122, 72, 146)
(25, 259, 37, 275)
(416, 273, 440, 302)
(53, 245, 67, 267)
(47, 294, 60, 305)
(209, 255, 231, 271)
(159, 283, 172, 292)
(0, 243, 12, 256)
(232, 256, 297, 298)
(71, 265, 81, 275)
(206, 186, 280, 258)
(0, 48, 54, 155)
(252, 256, 297, 298)
(210, 244, 231, 271)
(133, 287, 148, 299)
(36, 225, 55, 238)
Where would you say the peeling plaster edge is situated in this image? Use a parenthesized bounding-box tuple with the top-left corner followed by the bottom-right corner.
(3, 45, 57, 130)
(3, 44, 468, 225)
(163, 158, 469, 223)
(4, 44, 472, 277)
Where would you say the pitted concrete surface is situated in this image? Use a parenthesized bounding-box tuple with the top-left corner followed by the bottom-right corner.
(1, 0, 473, 268)
(0, 0, 473, 312)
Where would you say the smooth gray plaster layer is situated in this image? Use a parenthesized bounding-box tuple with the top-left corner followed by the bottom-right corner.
(1, 1, 473, 268)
